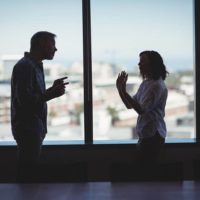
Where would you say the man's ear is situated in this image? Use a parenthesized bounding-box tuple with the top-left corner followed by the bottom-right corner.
(39, 39, 46, 49)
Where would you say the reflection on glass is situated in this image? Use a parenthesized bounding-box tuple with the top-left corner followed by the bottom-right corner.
(0, 0, 83, 141)
(91, 0, 194, 140)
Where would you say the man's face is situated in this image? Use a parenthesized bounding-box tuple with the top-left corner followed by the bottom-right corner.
(42, 38, 57, 60)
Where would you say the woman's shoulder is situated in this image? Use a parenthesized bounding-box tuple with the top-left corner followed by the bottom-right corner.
(145, 78, 167, 90)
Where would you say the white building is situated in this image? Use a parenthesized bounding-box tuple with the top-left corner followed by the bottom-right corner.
(43, 62, 66, 81)
(179, 75, 194, 97)
(0, 84, 11, 123)
(1, 55, 22, 80)
(80, 110, 112, 140)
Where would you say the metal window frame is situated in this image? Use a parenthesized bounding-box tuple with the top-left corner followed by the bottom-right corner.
(82, 0, 93, 144)
(195, 0, 200, 140)
(82, 0, 199, 144)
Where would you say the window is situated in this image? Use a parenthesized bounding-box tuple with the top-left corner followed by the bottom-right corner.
(0, 0, 84, 141)
(0, 0, 198, 143)
(91, 0, 195, 140)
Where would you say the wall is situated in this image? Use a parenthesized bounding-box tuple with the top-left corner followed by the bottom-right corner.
(0, 142, 200, 182)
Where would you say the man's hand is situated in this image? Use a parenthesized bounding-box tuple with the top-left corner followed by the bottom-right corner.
(52, 76, 68, 87)
(52, 76, 69, 97)
(44, 77, 69, 101)
(51, 82, 69, 98)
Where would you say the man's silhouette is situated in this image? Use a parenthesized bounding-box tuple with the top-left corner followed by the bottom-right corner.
(11, 31, 68, 181)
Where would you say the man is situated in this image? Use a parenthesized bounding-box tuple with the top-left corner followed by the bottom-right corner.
(11, 31, 68, 180)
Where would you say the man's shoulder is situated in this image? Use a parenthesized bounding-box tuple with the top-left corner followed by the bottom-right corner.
(15, 56, 31, 66)
(13, 56, 35, 72)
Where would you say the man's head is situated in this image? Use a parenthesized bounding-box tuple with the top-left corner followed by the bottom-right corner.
(30, 31, 57, 60)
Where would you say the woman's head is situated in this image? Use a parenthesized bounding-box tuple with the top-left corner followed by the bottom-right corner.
(138, 50, 168, 80)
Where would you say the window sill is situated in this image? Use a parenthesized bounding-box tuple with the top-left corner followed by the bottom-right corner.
(0, 138, 198, 148)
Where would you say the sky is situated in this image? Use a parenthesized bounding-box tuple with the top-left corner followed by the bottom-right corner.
(0, 0, 194, 71)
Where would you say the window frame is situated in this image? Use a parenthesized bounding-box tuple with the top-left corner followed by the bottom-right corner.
(195, 0, 200, 141)
(82, 0, 199, 144)
(0, 0, 198, 145)
(82, 0, 93, 144)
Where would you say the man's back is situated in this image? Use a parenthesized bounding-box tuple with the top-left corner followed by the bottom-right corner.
(11, 53, 47, 140)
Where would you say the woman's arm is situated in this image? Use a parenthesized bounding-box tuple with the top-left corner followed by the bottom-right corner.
(116, 71, 142, 114)
(116, 72, 132, 109)
(121, 89, 143, 114)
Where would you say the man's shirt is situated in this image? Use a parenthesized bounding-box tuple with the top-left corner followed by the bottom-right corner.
(11, 52, 47, 139)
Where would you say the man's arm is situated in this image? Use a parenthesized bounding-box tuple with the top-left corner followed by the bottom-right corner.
(43, 82, 68, 102)
(43, 77, 69, 102)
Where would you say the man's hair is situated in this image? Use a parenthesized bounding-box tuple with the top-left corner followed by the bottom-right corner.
(30, 31, 56, 51)
(139, 50, 169, 80)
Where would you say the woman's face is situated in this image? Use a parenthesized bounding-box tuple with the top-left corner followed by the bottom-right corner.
(138, 54, 151, 76)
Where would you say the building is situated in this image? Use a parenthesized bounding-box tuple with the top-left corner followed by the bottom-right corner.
(1, 55, 22, 80)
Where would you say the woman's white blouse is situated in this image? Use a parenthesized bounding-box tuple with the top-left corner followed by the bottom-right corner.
(133, 78, 168, 139)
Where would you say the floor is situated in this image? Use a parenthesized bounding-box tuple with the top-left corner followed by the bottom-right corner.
(0, 181, 200, 200)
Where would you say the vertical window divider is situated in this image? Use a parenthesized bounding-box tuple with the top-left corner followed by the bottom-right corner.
(195, 0, 200, 141)
(82, 0, 93, 144)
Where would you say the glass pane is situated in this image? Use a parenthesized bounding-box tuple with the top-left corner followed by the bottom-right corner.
(0, 0, 84, 141)
(91, 0, 194, 140)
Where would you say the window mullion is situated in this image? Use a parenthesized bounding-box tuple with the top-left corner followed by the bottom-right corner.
(82, 0, 93, 144)
(195, 0, 200, 141)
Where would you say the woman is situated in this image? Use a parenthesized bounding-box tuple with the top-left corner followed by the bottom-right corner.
(116, 50, 168, 166)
